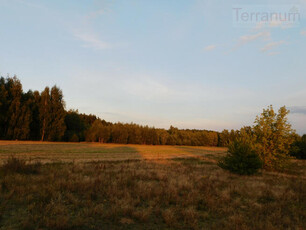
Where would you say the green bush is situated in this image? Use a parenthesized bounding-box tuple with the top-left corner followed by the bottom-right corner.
(290, 134, 306, 160)
(218, 140, 262, 175)
(1, 157, 41, 175)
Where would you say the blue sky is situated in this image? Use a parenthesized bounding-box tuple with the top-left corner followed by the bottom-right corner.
(0, 0, 305, 134)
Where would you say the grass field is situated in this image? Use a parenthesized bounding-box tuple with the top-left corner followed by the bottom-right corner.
(0, 141, 227, 163)
(0, 141, 305, 230)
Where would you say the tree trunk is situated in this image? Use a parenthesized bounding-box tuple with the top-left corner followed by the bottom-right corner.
(41, 119, 45, 141)
(41, 97, 47, 141)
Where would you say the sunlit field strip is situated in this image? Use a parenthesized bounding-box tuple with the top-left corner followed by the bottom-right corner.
(0, 141, 227, 163)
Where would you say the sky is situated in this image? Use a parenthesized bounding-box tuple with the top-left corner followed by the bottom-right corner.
(0, 0, 305, 134)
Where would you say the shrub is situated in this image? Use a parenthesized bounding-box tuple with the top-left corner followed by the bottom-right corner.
(1, 156, 41, 175)
(290, 134, 306, 160)
(218, 140, 262, 175)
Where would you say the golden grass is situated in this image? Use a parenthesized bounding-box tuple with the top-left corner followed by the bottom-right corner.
(0, 141, 305, 229)
(0, 141, 227, 163)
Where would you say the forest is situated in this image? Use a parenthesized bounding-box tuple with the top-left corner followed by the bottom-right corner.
(1, 76, 305, 157)
(0, 76, 241, 146)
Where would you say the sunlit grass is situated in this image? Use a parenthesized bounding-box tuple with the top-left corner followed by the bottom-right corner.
(0, 141, 227, 163)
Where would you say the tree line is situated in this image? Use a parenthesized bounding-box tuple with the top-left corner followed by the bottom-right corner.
(1, 76, 305, 156)
(0, 76, 228, 146)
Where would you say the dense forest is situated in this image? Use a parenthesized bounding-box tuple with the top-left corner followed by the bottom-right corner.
(0, 76, 238, 146)
(1, 76, 305, 153)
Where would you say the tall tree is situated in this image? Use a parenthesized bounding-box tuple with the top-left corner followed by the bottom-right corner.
(39, 87, 51, 141)
(1, 77, 36, 140)
(64, 110, 86, 142)
(0, 77, 9, 138)
(47, 86, 66, 141)
(86, 119, 104, 142)
(29, 90, 41, 140)
(6, 76, 27, 139)
(16, 91, 33, 139)
(253, 105, 296, 169)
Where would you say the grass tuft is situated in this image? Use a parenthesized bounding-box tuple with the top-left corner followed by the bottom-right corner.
(1, 156, 41, 175)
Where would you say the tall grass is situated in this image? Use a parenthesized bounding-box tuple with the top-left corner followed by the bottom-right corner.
(0, 158, 305, 230)
(1, 156, 41, 175)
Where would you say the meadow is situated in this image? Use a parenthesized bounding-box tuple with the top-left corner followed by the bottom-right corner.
(0, 141, 305, 230)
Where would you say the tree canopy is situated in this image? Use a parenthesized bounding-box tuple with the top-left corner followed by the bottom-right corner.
(253, 105, 296, 169)
(0, 76, 225, 146)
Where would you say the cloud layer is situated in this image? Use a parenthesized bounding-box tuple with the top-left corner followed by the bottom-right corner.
(73, 31, 111, 50)
(261, 40, 285, 52)
(204, 45, 217, 51)
(289, 106, 306, 115)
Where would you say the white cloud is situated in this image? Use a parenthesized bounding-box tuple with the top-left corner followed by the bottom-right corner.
(204, 45, 217, 51)
(73, 30, 111, 50)
(270, 18, 282, 28)
(254, 21, 265, 30)
(85, 1, 112, 21)
(253, 15, 295, 31)
(231, 31, 271, 52)
(14, 0, 45, 9)
(122, 76, 173, 101)
(238, 31, 271, 45)
(85, 9, 106, 21)
(261, 40, 285, 52)
(269, 17, 293, 29)
(267, 51, 281, 56)
(70, 1, 114, 51)
(254, 20, 283, 30)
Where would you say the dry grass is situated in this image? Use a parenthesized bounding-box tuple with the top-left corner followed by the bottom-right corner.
(0, 141, 227, 163)
(0, 141, 305, 229)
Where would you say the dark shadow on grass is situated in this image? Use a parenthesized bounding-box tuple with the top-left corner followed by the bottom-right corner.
(0, 156, 41, 175)
(0, 143, 143, 163)
(172, 157, 215, 166)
